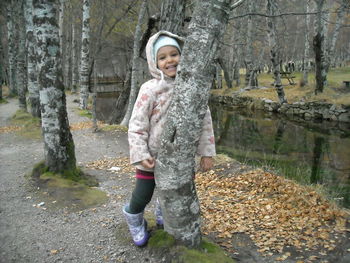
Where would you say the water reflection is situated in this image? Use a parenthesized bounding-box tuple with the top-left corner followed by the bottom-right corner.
(210, 103, 350, 207)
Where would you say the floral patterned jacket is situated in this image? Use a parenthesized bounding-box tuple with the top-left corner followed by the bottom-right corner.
(128, 31, 216, 172)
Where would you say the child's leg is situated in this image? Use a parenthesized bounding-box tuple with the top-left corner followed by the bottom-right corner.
(127, 178, 155, 214)
(126, 169, 155, 214)
(123, 170, 155, 246)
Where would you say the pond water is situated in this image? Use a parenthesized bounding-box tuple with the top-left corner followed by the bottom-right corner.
(210, 103, 350, 208)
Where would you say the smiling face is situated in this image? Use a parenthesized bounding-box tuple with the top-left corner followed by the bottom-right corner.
(156, 46, 180, 78)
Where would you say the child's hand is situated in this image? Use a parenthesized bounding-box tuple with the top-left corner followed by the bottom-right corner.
(141, 158, 155, 169)
(200, 157, 213, 172)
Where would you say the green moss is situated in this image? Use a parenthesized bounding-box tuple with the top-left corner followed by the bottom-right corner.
(31, 161, 49, 178)
(77, 109, 92, 118)
(0, 98, 8, 104)
(148, 231, 234, 263)
(176, 239, 235, 263)
(11, 109, 41, 139)
(30, 164, 107, 211)
(40, 173, 107, 210)
(148, 230, 176, 248)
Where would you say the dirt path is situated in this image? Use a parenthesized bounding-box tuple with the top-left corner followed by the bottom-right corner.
(0, 95, 159, 263)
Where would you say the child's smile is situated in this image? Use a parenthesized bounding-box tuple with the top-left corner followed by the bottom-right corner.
(156, 46, 180, 78)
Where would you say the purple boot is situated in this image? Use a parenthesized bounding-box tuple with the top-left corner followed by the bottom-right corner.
(122, 205, 149, 246)
(155, 198, 164, 227)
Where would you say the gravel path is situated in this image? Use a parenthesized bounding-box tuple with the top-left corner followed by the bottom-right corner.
(0, 95, 159, 263)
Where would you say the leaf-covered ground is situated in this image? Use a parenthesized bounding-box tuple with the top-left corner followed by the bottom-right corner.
(85, 156, 350, 262)
(196, 162, 349, 262)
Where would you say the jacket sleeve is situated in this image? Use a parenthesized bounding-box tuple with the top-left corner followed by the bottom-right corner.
(128, 84, 155, 165)
(197, 107, 216, 157)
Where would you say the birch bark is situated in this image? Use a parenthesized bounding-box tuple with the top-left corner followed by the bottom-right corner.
(266, 0, 287, 104)
(302, 0, 311, 85)
(17, 0, 27, 111)
(244, 0, 254, 87)
(59, 0, 64, 57)
(313, 0, 327, 94)
(7, 1, 17, 97)
(72, 22, 78, 93)
(232, 17, 242, 87)
(326, 0, 348, 70)
(0, 22, 3, 100)
(159, 0, 186, 35)
(155, 0, 231, 248)
(25, 0, 40, 117)
(79, 0, 90, 109)
(120, 0, 147, 127)
(33, 0, 77, 173)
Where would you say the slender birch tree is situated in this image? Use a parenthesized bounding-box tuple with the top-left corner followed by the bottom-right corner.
(302, 0, 311, 85)
(120, 0, 147, 127)
(155, 0, 235, 248)
(159, 0, 186, 35)
(17, 0, 27, 111)
(79, 0, 91, 109)
(313, 0, 327, 94)
(266, 0, 287, 104)
(59, 0, 65, 57)
(244, 0, 254, 86)
(25, 0, 40, 117)
(0, 17, 3, 100)
(33, 0, 78, 175)
(7, 0, 17, 97)
(326, 0, 348, 70)
(71, 21, 78, 93)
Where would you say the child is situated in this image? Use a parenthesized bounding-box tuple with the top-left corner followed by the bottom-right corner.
(123, 31, 216, 246)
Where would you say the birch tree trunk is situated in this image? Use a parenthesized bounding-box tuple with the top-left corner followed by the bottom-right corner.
(79, 0, 91, 109)
(216, 63, 222, 89)
(17, 0, 27, 111)
(155, 0, 232, 248)
(266, 0, 287, 104)
(7, 1, 17, 97)
(313, 0, 327, 94)
(65, 23, 72, 90)
(244, 0, 254, 87)
(120, 0, 147, 127)
(302, 0, 311, 85)
(33, 0, 77, 174)
(0, 22, 3, 100)
(72, 22, 78, 93)
(59, 0, 64, 57)
(58, 0, 67, 89)
(232, 17, 242, 87)
(326, 0, 348, 70)
(25, 0, 41, 117)
(159, 0, 186, 35)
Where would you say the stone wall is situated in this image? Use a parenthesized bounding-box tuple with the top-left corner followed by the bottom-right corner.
(210, 94, 350, 123)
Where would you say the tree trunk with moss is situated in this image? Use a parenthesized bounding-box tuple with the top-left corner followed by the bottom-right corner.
(155, 0, 231, 248)
(79, 0, 90, 109)
(33, 0, 77, 175)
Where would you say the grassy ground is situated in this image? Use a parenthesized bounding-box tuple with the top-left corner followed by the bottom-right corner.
(212, 66, 350, 106)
